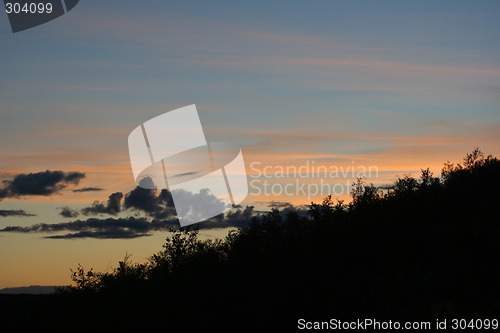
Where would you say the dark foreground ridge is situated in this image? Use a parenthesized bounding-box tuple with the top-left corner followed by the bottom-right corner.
(0, 285, 60, 294)
(1, 148, 499, 331)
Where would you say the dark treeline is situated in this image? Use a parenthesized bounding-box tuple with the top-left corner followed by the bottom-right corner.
(1, 148, 499, 331)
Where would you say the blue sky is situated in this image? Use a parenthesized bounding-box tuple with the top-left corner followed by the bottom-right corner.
(1, 1, 499, 152)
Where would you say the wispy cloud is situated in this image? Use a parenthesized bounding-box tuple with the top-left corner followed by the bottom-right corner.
(174, 54, 500, 79)
(73, 187, 104, 193)
(0, 210, 36, 217)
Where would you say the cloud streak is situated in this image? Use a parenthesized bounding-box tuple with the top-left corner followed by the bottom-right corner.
(0, 217, 178, 239)
(73, 187, 104, 193)
(0, 204, 268, 238)
(0, 209, 36, 217)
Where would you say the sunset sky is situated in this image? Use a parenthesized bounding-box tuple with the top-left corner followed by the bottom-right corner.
(1, 0, 499, 289)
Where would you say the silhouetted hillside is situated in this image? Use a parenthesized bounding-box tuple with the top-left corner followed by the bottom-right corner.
(0, 286, 61, 295)
(1, 148, 499, 331)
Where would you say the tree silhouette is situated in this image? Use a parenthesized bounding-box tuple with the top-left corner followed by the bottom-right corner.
(4, 148, 499, 330)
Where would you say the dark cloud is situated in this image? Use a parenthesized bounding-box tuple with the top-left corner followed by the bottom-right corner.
(59, 206, 80, 218)
(0, 205, 257, 238)
(58, 180, 176, 221)
(267, 201, 294, 209)
(172, 171, 198, 178)
(124, 186, 158, 213)
(195, 205, 258, 230)
(64, 172, 86, 184)
(1, 198, 309, 238)
(137, 177, 157, 189)
(0, 170, 85, 200)
(0, 209, 36, 217)
(0, 217, 179, 239)
(124, 185, 176, 219)
(46, 230, 150, 239)
(0, 170, 312, 238)
(73, 187, 104, 193)
(81, 192, 123, 216)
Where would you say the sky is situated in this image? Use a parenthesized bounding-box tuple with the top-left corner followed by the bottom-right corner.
(0, 0, 499, 289)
